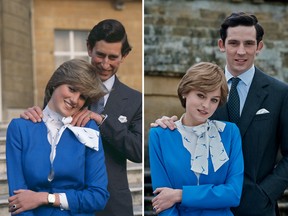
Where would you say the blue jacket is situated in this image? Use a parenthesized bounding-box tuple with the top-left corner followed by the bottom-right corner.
(6, 118, 109, 216)
(149, 121, 244, 216)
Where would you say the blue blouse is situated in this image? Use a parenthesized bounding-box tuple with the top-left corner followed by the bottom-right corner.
(6, 118, 109, 216)
(149, 121, 244, 216)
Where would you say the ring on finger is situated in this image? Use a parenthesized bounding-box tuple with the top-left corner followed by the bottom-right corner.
(12, 204, 17, 209)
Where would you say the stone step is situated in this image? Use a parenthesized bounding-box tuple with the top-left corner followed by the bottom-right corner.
(0, 173, 8, 196)
(0, 137, 6, 155)
(127, 161, 142, 184)
(0, 131, 10, 216)
(133, 204, 142, 216)
(278, 189, 288, 214)
(130, 182, 142, 206)
(0, 154, 6, 181)
(0, 195, 9, 216)
(127, 161, 142, 215)
(144, 169, 153, 215)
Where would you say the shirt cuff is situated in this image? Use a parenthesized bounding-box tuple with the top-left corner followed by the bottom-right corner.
(59, 193, 69, 210)
(98, 114, 108, 126)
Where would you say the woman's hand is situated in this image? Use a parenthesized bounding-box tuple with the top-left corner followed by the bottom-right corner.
(152, 187, 182, 214)
(8, 190, 48, 214)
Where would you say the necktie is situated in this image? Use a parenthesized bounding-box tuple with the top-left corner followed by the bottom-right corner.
(90, 97, 105, 114)
(228, 77, 241, 123)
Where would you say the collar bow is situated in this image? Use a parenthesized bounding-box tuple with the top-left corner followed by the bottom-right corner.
(61, 116, 99, 151)
(176, 119, 229, 175)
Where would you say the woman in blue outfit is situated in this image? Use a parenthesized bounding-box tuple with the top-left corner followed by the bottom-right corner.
(6, 59, 110, 216)
(149, 62, 244, 216)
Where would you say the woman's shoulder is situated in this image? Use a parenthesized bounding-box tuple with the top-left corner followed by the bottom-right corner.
(8, 118, 42, 128)
(149, 126, 177, 135)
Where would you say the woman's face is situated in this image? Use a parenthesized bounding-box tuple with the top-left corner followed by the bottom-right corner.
(183, 88, 221, 126)
(48, 84, 86, 117)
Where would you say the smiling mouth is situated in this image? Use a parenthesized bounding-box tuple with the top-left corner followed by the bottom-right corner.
(198, 109, 208, 115)
(100, 69, 112, 74)
(64, 100, 76, 109)
(235, 59, 246, 63)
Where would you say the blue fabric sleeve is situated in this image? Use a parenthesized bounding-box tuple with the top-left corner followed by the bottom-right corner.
(149, 127, 180, 216)
(6, 119, 35, 216)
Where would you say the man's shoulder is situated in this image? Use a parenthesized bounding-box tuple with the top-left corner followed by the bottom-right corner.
(116, 79, 142, 97)
(256, 67, 288, 89)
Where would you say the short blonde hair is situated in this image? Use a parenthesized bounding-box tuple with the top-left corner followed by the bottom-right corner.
(44, 59, 108, 108)
(178, 62, 228, 108)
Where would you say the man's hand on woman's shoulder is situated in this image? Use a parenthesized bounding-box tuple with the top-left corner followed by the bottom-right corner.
(150, 115, 178, 130)
(20, 106, 43, 123)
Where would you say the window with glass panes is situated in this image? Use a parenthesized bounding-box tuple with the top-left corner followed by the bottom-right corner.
(54, 30, 89, 68)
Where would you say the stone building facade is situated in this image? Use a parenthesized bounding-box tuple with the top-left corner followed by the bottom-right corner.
(0, 0, 34, 122)
(144, 0, 288, 166)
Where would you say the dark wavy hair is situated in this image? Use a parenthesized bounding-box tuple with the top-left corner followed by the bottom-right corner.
(220, 12, 264, 46)
(87, 19, 132, 56)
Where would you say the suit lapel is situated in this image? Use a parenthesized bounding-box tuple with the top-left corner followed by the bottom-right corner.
(238, 68, 269, 136)
(104, 76, 126, 114)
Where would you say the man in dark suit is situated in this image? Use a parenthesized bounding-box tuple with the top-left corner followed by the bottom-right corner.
(152, 12, 288, 216)
(21, 19, 142, 216)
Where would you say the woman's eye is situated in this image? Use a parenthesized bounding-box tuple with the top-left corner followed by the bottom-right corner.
(80, 95, 86, 100)
(211, 98, 219, 103)
(69, 86, 76, 92)
(197, 94, 205, 99)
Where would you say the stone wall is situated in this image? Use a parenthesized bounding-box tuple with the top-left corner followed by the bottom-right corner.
(144, 0, 288, 166)
(0, 0, 33, 122)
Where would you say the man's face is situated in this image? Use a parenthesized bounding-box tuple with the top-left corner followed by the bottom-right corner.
(218, 25, 263, 76)
(88, 40, 124, 82)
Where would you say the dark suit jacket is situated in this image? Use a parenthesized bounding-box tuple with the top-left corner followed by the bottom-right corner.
(212, 67, 288, 216)
(97, 76, 142, 216)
